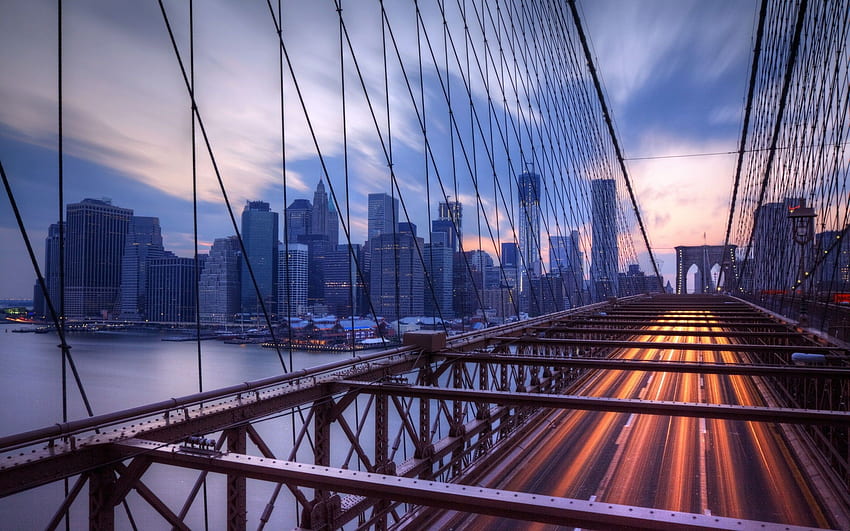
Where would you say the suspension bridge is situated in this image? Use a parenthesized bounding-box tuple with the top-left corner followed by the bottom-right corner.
(1, 0, 849, 529)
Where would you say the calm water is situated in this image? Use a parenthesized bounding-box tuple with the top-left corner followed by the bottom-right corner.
(0, 324, 358, 528)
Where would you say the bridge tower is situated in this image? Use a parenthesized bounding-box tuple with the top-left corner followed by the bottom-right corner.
(675, 245, 737, 294)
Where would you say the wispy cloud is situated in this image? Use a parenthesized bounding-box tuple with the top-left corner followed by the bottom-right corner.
(581, 0, 755, 105)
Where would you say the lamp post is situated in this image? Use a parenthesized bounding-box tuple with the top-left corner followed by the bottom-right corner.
(789, 205, 816, 326)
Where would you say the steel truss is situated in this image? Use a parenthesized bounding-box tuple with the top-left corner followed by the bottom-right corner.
(0, 295, 848, 529)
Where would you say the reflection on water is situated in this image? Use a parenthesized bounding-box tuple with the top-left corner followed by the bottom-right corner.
(0, 326, 356, 528)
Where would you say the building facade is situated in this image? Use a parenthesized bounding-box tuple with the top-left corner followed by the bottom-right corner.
(240, 201, 279, 315)
(65, 198, 133, 319)
(517, 170, 542, 287)
(199, 236, 241, 324)
(591, 179, 618, 302)
(423, 240, 454, 318)
(119, 216, 165, 320)
(369, 231, 424, 320)
(277, 244, 308, 319)
(147, 256, 199, 323)
(367, 193, 399, 240)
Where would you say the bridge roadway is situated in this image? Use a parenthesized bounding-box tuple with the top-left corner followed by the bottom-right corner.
(442, 310, 845, 530)
(1, 295, 849, 529)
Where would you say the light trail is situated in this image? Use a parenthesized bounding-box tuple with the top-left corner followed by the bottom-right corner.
(464, 311, 833, 529)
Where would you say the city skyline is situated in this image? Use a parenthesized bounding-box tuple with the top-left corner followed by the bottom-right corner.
(0, 1, 760, 299)
(30, 182, 646, 323)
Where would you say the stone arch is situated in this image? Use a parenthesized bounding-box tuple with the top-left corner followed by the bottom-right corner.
(675, 245, 737, 294)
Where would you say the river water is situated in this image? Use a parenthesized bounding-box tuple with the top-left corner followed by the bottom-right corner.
(0, 324, 359, 528)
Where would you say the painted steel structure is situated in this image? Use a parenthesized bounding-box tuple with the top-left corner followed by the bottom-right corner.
(1, 295, 848, 530)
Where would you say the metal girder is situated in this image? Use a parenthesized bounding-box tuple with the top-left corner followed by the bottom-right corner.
(564, 319, 791, 328)
(0, 349, 424, 455)
(115, 438, 824, 531)
(493, 336, 843, 354)
(89, 465, 116, 530)
(341, 382, 850, 425)
(537, 326, 805, 339)
(442, 353, 850, 377)
(226, 427, 247, 531)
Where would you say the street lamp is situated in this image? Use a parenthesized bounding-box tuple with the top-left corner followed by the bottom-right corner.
(789, 205, 816, 325)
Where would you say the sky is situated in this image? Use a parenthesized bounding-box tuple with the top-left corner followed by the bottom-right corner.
(0, 0, 758, 299)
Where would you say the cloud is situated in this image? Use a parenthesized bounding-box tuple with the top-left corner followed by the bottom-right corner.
(628, 132, 738, 249)
(580, 0, 755, 105)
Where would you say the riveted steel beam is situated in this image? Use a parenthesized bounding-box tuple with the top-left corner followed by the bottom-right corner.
(341, 383, 850, 425)
(116, 438, 824, 531)
(491, 336, 843, 354)
(441, 353, 850, 377)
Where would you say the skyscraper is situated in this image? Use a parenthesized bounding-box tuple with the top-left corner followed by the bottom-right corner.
(119, 216, 165, 320)
(324, 244, 365, 317)
(277, 244, 308, 318)
(549, 236, 570, 274)
(367, 193, 399, 240)
(500, 241, 519, 289)
(199, 236, 241, 324)
(240, 201, 279, 314)
(432, 200, 462, 252)
(816, 228, 850, 293)
(310, 180, 339, 246)
(284, 199, 312, 244)
(748, 198, 809, 293)
(311, 181, 328, 241)
(517, 170, 541, 284)
(147, 255, 200, 323)
(369, 231, 424, 320)
(36, 222, 63, 318)
(424, 239, 453, 318)
(65, 198, 133, 319)
(591, 179, 618, 301)
(550, 231, 584, 307)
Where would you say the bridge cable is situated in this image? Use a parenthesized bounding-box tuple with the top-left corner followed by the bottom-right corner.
(565, 0, 663, 291)
(0, 161, 95, 420)
(264, 0, 389, 347)
(734, 0, 809, 292)
(156, 0, 288, 373)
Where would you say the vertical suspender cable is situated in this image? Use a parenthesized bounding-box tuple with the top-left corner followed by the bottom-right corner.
(57, 2, 70, 528)
(721, 0, 768, 289)
(566, 0, 663, 290)
(735, 0, 809, 291)
(190, 0, 203, 396)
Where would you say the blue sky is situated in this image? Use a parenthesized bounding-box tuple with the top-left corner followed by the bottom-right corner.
(0, 0, 757, 299)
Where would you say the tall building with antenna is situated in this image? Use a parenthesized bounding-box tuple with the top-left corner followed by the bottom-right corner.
(591, 179, 619, 301)
(518, 169, 542, 298)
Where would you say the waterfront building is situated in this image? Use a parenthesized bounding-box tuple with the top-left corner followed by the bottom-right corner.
(199, 236, 241, 324)
(65, 198, 133, 319)
(423, 239, 453, 318)
(119, 216, 165, 320)
(815, 228, 850, 294)
(369, 231, 424, 321)
(277, 244, 308, 318)
(748, 198, 812, 293)
(528, 274, 566, 316)
(551, 230, 585, 307)
(324, 244, 365, 317)
(453, 250, 495, 318)
(35, 222, 63, 318)
(147, 255, 200, 323)
(240, 201, 279, 315)
(591, 179, 618, 302)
